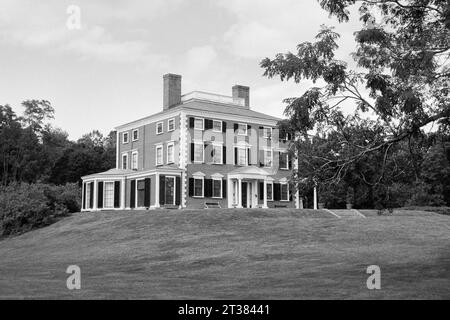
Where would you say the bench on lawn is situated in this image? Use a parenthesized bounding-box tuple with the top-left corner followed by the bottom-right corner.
(204, 202, 221, 209)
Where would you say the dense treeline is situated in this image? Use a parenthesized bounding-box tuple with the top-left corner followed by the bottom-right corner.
(0, 100, 115, 236)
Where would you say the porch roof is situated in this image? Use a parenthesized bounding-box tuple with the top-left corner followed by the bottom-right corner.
(82, 167, 183, 180)
(227, 166, 274, 179)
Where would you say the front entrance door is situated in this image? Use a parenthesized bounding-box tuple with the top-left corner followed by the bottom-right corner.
(241, 182, 248, 208)
(165, 176, 175, 205)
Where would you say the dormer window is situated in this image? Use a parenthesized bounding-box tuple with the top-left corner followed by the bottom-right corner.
(122, 132, 129, 144)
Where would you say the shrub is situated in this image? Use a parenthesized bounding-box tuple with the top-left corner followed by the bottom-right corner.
(0, 183, 81, 236)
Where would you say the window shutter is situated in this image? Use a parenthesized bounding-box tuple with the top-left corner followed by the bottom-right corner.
(205, 119, 213, 130)
(259, 182, 264, 200)
(114, 181, 120, 208)
(189, 117, 195, 128)
(247, 125, 251, 131)
(247, 148, 251, 165)
(288, 156, 293, 170)
(223, 146, 226, 164)
(89, 182, 94, 209)
(97, 181, 104, 209)
(289, 184, 293, 201)
(222, 180, 227, 198)
(190, 143, 194, 162)
(204, 179, 212, 198)
(130, 180, 136, 208)
(175, 176, 181, 206)
(144, 178, 151, 207)
(234, 123, 238, 132)
(83, 183, 86, 209)
(159, 175, 165, 205)
(287, 133, 292, 140)
(222, 121, 227, 132)
(188, 178, 194, 197)
(234, 147, 238, 165)
(274, 183, 281, 201)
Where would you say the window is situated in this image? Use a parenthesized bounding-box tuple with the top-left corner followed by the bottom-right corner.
(281, 184, 289, 201)
(156, 145, 163, 166)
(264, 149, 273, 167)
(194, 178, 204, 197)
(263, 127, 272, 139)
(212, 179, 222, 198)
(85, 183, 91, 209)
(137, 179, 145, 207)
(104, 182, 114, 208)
(132, 129, 139, 141)
(212, 144, 222, 164)
(194, 143, 204, 163)
(267, 183, 274, 201)
(237, 123, 247, 136)
(167, 142, 174, 164)
(280, 152, 289, 170)
(156, 122, 163, 135)
(168, 118, 175, 132)
(213, 120, 222, 132)
(122, 132, 129, 144)
(237, 147, 247, 166)
(122, 153, 128, 170)
(194, 118, 204, 130)
(131, 151, 138, 170)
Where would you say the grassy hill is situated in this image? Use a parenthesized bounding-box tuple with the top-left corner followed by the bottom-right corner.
(0, 208, 449, 299)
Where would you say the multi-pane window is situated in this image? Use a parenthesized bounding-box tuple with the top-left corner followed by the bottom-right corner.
(194, 143, 203, 163)
(212, 144, 222, 164)
(281, 184, 289, 201)
(167, 143, 174, 164)
(132, 129, 139, 141)
(123, 132, 129, 144)
(237, 147, 247, 166)
(237, 123, 247, 136)
(213, 120, 222, 132)
(280, 152, 289, 170)
(156, 145, 163, 166)
(122, 153, 128, 170)
(263, 127, 272, 139)
(131, 151, 138, 170)
(104, 182, 114, 208)
(194, 118, 204, 130)
(85, 183, 91, 208)
(264, 149, 273, 167)
(156, 122, 163, 134)
(267, 183, 273, 201)
(194, 178, 203, 197)
(168, 118, 175, 132)
(212, 179, 222, 198)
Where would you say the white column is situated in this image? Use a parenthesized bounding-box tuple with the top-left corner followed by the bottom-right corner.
(81, 182, 85, 211)
(120, 178, 125, 209)
(253, 180, 258, 208)
(295, 189, 300, 209)
(263, 180, 268, 209)
(299, 197, 304, 209)
(155, 173, 160, 208)
(313, 186, 318, 210)
(237, 178, 243, 208)
(93, 180, 98, 211)
(227, 178, 232, 208)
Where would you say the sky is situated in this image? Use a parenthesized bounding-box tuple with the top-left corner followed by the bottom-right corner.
(0, 0, 362, 140)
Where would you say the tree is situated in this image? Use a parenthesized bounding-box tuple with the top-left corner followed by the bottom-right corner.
(261, 0, 450, 189)
(21, 100, 55, 134)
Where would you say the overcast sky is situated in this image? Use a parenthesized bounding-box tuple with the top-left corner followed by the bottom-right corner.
(0, 0, 362, 139)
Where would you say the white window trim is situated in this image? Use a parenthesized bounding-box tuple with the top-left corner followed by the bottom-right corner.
(103, 181, 115, 209)
(237, 123, 248, 136)
(267, 182, 274, 201)
(193, 177, 204, 198)
(132, 129, 139, 142)
(235, 147, 248, 166)
(264, 148, 273, 167)
(131, 150, 138, 170)
(212, 178, 223, 199)
(122, 132, 129, 144)
(156, 121, 164, 135)
(167, 142, 175, 164)
(212, 143, 223, 165)
(165, 176, 176, 205)
(194, 142, 204, 164)
(121, 152, 129, 170)
(155, 144, 163, 166)
(194, 117, 204, 131)
(168, 118, 175, 132)
(263, 127, 272, 139)
(280, 152, 289, 170)
(280, 183, 290, 202)
(85, 183, 92, 209)
(212, 120, 223, 133)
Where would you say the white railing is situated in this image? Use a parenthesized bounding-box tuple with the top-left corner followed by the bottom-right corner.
(181, 91, 246, 107)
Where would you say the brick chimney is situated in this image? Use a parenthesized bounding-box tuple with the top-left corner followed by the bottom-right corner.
(232, 85, 250, 108)
(163, 73, 182, 110)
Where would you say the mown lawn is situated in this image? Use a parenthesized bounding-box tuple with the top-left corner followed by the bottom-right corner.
(0, 209, 449, 299)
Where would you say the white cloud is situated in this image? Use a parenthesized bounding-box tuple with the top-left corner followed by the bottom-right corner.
(185, 45, 218, 73)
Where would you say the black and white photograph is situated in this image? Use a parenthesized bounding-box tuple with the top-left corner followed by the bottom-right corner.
(0, 0, 449, 306)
